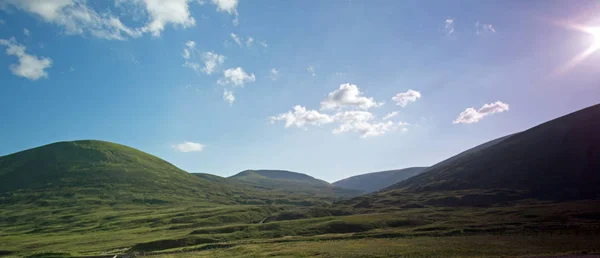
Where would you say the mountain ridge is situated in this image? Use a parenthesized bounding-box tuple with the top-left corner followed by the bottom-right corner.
(385, 103, 600, 199)
(332, 167, 427, 193)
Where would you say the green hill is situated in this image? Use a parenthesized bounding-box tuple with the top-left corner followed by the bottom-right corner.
(229, 170, 362, 198)
(332, 167, 427, 193)
(230, 170, 329, 187)
(0, 140, 237, 205)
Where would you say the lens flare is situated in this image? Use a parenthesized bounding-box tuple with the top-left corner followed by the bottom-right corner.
(553, 24, 600, 75)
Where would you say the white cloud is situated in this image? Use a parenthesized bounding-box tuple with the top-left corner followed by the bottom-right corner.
(139, 0, 196, 37)
(211, 0, 238, 15)
(246, 36, 254, 47)
(392, 89, 421, 107)
(269, 105, 334, 128)
(332, 111, 400, 138)
(201, 52, 225, 75)
(260, 41, 268, 48)
(185, 40, 196, 49)
(24, 28, 30, 36)
(217, 67, 255, 86)
(307, 65, 316, 76)
(270, 104, 408, 138)
(230, 32, 241, 45)
(223, 89, 235, 105)
(444, 18, 454, 35)
(210, 0, 238, 25)
(321, 83, 383, 110)
(3, 0, 143, 40)
(268, 68, 279, 80)
(171, 141, 205, 152)
(182, 41, 225, 75)
(2, 0, 202, 39)
(453, 101, 509, 124)
(0, 38, 52, 80)
(383, 111, 399, 120)
(476, 21, 496, 35)
(182, 40, 195, 59)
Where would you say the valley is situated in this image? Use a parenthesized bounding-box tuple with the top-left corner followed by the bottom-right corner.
(1, 104, 600, 257)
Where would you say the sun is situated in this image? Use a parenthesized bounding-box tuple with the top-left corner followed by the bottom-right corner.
(583, 27, 600, 51)
(552, 23, 600, 75)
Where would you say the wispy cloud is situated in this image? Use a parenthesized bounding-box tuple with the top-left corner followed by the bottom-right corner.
(268, 68, 279, 80)
(230, 33, 241, 45)
(223, 89, 235, 105)
(392, 89, 421, 107)
(182, 40, 225, 75)
(0, 37, 52, 80)
(453, 101, 509, 124)
(444, 18, 455, 35)
(171, 141, 205, 152)
(475, 21, 496, 35)
(382, 111, 399, 120)
(307, 65, 316, 76)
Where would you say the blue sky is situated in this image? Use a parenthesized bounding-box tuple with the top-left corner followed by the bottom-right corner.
(1, 0, 599, 182)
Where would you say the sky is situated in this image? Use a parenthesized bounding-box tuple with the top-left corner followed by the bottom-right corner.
(1, 0, 600, 182)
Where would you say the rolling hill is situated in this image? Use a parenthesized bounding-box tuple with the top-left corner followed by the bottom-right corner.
(229, 169, 362, 198)
(384, 103, 600, 200)
(0, 140, 236, 205)
(332, 167, 427, 193)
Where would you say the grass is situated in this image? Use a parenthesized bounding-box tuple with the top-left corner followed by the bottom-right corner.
(2, 140, 600, 257)
(3, 198, 599, 257)
(152, 235, 600, 258)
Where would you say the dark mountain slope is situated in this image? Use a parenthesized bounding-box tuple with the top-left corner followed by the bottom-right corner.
(332, 167, 427, 193)
(388, 104, 600, 199)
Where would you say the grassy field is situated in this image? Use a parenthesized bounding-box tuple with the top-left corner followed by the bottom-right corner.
(2, 199, 600, 257)
(154, 235, 600, 258)
(2, 141, 600, 257)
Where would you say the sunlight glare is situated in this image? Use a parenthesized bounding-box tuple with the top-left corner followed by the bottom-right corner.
(584, 27, 600, 51)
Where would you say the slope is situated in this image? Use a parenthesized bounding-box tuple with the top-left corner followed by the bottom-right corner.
(388, 103, 600, 200)
(332, 167, 427, 193)
(0, 140, 235, 205)
(230, 170, 362, 198)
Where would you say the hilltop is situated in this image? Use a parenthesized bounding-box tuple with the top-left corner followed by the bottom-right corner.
(332, 167, 427, 193)
(0, 140, 237, 205)
(230, 169, 362, 198)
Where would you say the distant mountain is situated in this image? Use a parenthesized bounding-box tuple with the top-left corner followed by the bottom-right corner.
(387, 104, 600, 200)
(231, 169, 329, 186)
(230, 169, 362, 198)
(0, 140, 235, 205)
(332, 167, 427, 193)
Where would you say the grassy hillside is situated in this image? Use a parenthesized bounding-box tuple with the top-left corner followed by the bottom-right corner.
(332, 167, 427, 193)
(385, 104, 600, 200)
(229, 170, 362, 198)
(0, 140, 239, 205)
(230, 170, 329, 187)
